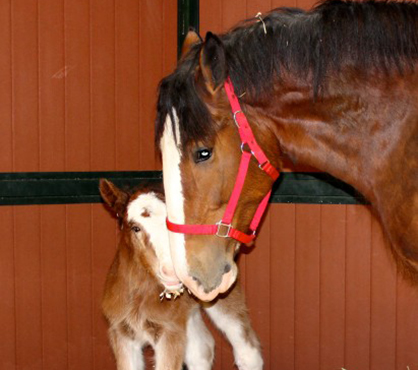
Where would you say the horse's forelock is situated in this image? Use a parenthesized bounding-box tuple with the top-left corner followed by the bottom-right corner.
(156, 47, 217, 153)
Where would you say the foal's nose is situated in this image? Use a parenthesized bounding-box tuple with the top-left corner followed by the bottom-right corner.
(192, 263, 232, 294)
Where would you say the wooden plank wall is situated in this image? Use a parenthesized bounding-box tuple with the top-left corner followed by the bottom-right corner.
(0, 1, 176, 369)
(199, 1, 418, 370)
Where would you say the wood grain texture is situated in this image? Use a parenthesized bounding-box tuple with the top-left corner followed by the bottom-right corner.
(270, 204, 296, 370)
(345, 205, 372, 370)
(64, 0, 91, 171)
(67, 204, 93, 370)
(14, 206, 42, 369)
(12, 0, 39, 172)
(319, 205, 346, 370)
(91, 204, 117, 370)
(41, 205, 68, 369)
(39, 0, 65, 172)
(0, 207, 16, 370)
(115, 0, 140, 171)
(90, 0, 116, 171)
(0, 0, 12, 173)
(294, 204, 321, 370)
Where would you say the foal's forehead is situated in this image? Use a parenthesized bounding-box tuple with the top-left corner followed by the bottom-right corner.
(127, 192, 166, 223)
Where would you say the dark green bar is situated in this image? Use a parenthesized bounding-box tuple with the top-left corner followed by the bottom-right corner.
(178, 0, 199, 59)
(271, 172, 368, 205)
(0, 171, 162, 206)
(0, 171, 368, 206)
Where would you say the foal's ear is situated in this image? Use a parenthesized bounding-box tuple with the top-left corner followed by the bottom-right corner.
(199, 32, 227, 94)
(180, 29, 202, 59)
(99, 179, 129, 218)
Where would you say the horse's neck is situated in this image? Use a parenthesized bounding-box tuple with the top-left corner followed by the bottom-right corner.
(264, 72, 417, 202)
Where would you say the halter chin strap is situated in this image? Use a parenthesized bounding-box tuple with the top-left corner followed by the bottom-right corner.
(166, 77, 280, 244)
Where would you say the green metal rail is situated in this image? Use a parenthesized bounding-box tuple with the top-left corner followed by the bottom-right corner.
(0, 171, 367, 206)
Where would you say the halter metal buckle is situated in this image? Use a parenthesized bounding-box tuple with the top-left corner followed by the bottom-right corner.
(259, 161, 269, 171)
(233, 110, 243, 128)
(216, 221, 232, 238)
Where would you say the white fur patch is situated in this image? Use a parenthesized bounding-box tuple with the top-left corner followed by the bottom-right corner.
(184, 309, 215, 370)
(126, 193, 173, 279)
(160, 110, 189, 280)
(205, 305, 263, 370)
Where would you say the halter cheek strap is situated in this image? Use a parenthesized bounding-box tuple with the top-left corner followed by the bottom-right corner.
(166, 77, 280, 244)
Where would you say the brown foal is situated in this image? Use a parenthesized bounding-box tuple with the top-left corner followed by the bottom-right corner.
(100, 180, 262, 370)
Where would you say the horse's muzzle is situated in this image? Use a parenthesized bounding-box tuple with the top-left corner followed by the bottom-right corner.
(182, 263, 238, 302)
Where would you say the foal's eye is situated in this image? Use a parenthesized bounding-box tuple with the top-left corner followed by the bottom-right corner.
(194, 148, 212, 163)
(131, 226, 141, 233)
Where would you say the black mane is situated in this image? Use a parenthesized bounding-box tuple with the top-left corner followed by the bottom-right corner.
(156, 0, 418, 149)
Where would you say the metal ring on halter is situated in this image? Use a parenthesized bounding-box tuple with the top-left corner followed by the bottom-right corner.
(233, 110, 243, 128)
(216, 221, 232, 238)
(241, 142, 254, 155)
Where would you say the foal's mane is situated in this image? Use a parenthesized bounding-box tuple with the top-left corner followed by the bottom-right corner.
(156, 0, 418, 149)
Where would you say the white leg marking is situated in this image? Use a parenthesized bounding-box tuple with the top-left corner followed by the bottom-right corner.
(109, 329, 144, 370)
(160, 110, 189, 281)
(127, 340, 144, 370)
(205, 305, 263, 370)
(185, 308, 215, 370)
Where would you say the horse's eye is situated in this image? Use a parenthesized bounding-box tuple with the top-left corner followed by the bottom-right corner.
(195, 148, 212, 163)
(131, 225, 141, 233)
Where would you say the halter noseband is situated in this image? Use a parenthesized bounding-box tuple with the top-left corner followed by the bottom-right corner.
(166, 77, 280, 244)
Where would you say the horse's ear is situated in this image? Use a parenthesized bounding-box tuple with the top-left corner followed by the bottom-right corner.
(180, 29, 202, 59)
(199, 32, 227, 94)
(99, 179, 129, 219)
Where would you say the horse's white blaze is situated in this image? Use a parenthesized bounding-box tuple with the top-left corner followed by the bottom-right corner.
(205, 305, 263, 370)
(160, 110, 189, 283)
(127, 193, 179, 286)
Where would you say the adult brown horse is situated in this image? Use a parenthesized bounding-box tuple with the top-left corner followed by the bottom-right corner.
(156, 0, 418, 301)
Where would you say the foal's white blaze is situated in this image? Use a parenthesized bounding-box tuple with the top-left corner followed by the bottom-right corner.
(127, 193, 180, 287)
(160, 110, 190, 289)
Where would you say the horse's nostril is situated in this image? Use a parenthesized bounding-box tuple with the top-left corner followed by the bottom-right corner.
(191, 264, 232, 294)
(192, 276, 202, 286)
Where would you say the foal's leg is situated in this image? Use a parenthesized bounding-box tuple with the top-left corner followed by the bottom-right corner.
(184, 308, 215, 370)
(108, 327, 144, 370)
(154, 330, 186, 370)
(204, 284, 263, 370)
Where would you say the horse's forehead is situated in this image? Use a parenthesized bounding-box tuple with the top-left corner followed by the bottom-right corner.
(127, 193, 166, 224)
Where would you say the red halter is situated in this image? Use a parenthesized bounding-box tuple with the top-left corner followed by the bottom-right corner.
(166, 77, 280, 244)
